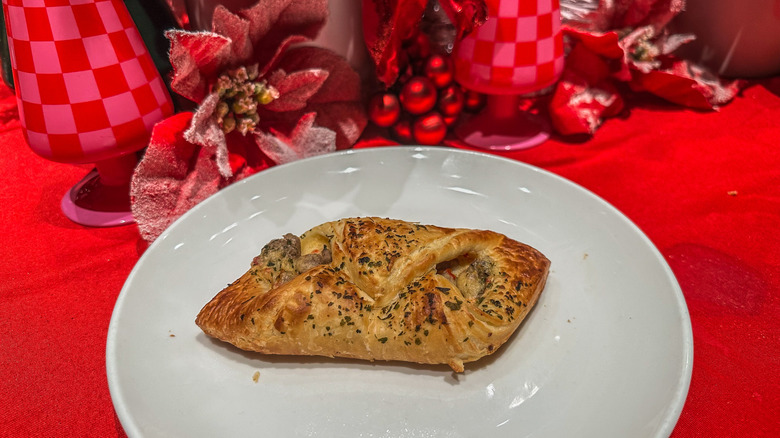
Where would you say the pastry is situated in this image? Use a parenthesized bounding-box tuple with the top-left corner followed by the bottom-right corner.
(196, 217, 550, 372)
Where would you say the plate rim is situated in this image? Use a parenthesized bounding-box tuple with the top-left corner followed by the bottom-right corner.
(106, 146, 693, 437)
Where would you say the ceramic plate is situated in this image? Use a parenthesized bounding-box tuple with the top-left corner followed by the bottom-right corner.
(107, 147, 693, 437)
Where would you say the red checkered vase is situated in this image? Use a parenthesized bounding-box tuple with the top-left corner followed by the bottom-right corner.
(453, 0, 564, 150)
(2, 0, 174, 226)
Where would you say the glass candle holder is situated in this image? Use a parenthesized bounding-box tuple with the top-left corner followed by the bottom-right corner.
(453, 0, 564, 150)
(2, 0, 174, 226)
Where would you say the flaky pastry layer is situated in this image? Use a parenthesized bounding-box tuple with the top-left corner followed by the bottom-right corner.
(196, 217, 550, 372)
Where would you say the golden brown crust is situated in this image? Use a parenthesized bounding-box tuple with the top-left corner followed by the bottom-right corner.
(196, 217, 550, 372)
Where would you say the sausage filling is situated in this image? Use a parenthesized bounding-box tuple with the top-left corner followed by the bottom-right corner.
(252, 233, 332, 286)
(436, 254, 494, 299)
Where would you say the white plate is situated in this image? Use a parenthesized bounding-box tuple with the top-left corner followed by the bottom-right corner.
(107, 147, 693, 437)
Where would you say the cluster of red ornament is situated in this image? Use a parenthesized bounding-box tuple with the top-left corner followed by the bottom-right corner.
(368, 47, 484, 145)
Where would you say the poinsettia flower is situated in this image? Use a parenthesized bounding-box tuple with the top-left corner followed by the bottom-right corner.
(131, 0, 367, 241)
(551, 0, 742, 135)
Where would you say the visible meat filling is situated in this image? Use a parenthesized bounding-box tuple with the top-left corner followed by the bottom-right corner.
(252, 233, 332, 287)
(295, 248, 332, 273)
(456, 258, 493, 299)
(252, 233, 301, 266)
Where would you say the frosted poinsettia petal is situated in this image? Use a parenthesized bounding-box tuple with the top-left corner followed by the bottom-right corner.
(658, 33, 696, 55)
(630, 60, 743, 109)
(256, 34, 308, 78)
(253, 133, 296, 165)
(166, 29, 233, 102)
(568, 0, 684, 32)
(265, 46, 367, 149)
(264, 68, 329, 112)
(300, 101, 367, 150)
(242, 0, 326, 76)
(211, 5, 253, 62)
(238, 0, 292, 44)
(273, 46, 361, 103)
(615, 0, 684, 31)
(131, 112, 223, 242)
(184, 92, 232, 178)
(288, 113, 337, 157)
(270, 0, 328, 39)
(239, 0, 327, 48)
(255, 113, 336, 164)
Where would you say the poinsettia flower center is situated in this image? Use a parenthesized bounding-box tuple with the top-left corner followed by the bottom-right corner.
(629, 38, 659, 62)
(213, 64, 280, 135)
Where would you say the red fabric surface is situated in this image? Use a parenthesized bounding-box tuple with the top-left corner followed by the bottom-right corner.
(1, 77, 779, 436)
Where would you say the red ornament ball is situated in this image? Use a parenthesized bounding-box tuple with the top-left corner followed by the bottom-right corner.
(463, 89, 486, 113)
(423, 54, 454, 88)
(368, 93, 401, 127)
(391, 118, 414, 144)
(400, 76, 437, 115)
(413, 112, 447, 145)
(443, 115, 459, 127)
(437, 85, 464, 117)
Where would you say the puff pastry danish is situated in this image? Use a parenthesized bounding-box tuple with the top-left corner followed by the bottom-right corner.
(196, 217, 550, 372)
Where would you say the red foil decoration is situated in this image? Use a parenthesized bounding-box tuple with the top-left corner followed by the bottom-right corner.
(362, 0, 428, 87)
(362, 0, 486, 87)
(437, 0, 488, 41)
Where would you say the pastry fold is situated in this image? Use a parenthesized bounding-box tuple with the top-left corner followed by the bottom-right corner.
(196, 217, 550, 372)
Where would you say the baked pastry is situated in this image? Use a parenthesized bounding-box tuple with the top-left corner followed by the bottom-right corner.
(196, 217, 550, 372)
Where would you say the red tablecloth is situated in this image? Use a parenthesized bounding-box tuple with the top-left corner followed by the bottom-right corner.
(1, 78, 778, 436)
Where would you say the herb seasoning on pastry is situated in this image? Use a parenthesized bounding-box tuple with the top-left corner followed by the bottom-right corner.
(196, 217, 550, 372)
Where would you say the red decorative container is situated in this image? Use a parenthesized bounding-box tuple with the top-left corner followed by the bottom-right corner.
(453, 0, 564, 150)
(2, 0, 174, 226)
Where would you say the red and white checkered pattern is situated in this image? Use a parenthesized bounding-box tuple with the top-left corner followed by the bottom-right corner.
(454, 0, 565, 95)
(2, 0, 173, 164)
